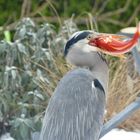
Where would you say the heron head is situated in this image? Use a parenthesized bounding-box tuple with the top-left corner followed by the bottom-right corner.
(64, 31, 100, 57)
(64, 31, 105, 67)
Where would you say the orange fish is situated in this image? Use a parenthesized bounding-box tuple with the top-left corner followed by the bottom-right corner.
(88, 23, 140, 56)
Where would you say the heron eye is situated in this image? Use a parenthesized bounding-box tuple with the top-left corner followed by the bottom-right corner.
(87, 34, 92, 40)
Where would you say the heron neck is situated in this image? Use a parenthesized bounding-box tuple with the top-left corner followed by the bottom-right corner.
(90, 56, 109, 95)
(66, 48, 109, 94)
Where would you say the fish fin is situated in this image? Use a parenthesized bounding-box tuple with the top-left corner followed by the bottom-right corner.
(111, 35, 127, 40)
(115, 54, 126, 59)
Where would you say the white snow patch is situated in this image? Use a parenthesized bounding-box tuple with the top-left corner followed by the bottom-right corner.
(100, 129, 140, 140)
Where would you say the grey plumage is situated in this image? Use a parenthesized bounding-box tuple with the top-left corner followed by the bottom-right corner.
(40, 68, 105, 140)
(39, 30, 108, 140)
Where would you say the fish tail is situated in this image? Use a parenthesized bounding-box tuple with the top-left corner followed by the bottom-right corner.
(131, 23, 140, 43)
(137, 22, 140, 36)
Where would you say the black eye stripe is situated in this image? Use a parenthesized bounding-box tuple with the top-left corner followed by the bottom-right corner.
(73, 32, 91, 42)
(64, 31, 92, 56)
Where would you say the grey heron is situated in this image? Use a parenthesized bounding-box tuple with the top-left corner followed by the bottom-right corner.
(39, 28, 139, 140)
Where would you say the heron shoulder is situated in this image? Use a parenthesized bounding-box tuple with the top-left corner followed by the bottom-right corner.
(53, 68, 105, 99)
(64, 68, 105, 91)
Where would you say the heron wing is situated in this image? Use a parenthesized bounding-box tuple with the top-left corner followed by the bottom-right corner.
(40, 68, 105, 140)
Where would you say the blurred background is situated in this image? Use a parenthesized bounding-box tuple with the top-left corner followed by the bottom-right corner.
(1, 0, 140, 36)
(0, 0, 140, 140)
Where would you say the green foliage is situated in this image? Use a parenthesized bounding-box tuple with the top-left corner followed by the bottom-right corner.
(0, 17, 77, 139)
(1, 0, 140, 34)
(4, 30, 11, 42)
(55, 0, 92, 16)
(0, 0, 21, 25)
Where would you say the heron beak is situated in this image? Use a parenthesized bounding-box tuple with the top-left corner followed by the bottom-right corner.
(88, 23, 140, 57)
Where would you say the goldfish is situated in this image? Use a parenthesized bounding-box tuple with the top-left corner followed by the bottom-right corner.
(88, 23, 140, 57)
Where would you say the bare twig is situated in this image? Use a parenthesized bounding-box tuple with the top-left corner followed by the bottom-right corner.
(46, 0, 62, 27)
(102, 2, 140, 27)
(99, 0, 131, 19)
(92, 0, 100, 13)
(96, 0, 111, 15)
(103, 18, 126, 26)
(126, 3, 140, 25)
(20, 0, 32, 18)
(29, 2, 49, 17)
(26, 0, 32, 16)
